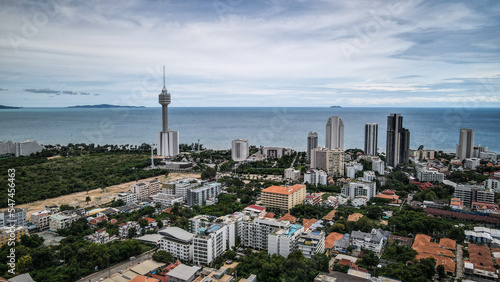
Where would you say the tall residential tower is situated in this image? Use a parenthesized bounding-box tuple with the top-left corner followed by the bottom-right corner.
(456, 129, 474, 160)
(364, 123, 378, 156)
(157, 66, 179, 157)
(307, 132, 318, 163)
(325, 116, 344, 150)
(386, 113, 410, 168)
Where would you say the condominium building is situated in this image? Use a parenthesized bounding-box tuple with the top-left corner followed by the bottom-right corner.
(232, 139, 249, 161)
(416, 167, 444, 183)
(162, 178, 203, 201)
(464, 158, 481, 170)
(372, 157, 385, 175)
(130, 179, 161, 201)
(261, 184, 306, 211)
(485, 174, 500, 192)
(152, 193, 184, 208)
(240, 217, 291, 250)
(457, 129, 474, 160)
(118, 221, 140, 238)
(284, 167, 301, 181)
(297, 230, 325, 259)
(304, 170, 328, 186)
(114, 192, 137, 205)
(0, 140, 15, 156)
(307, 132, 318, 163)
(386, 113, 410, 167)
(364, 123, 378, 156)
(362, 171, 376, 182)
(15, 140, 43, 157)
(0, 208, 27, 227)
(480, 151, 498, 162)
(30, 209, 53, 230)
(454, 185, 494, 207)
(259, 147, 293, 159)
(186, 183, 222, 207)
(0, 226, 28, 247)
(310, 147, 344, 177)
(49, 214, 79, 231)
(193, 224, 228, 265)
(159, 227, 195, 262)
(474, 145, 489, 158)
(341, 181, 377, 201)
(345, 162, 363, 179)
(414, 149, 435, 160)
(351, 229, 385, 254)
(326, 116, 344, 150)
(268, 224, 304, 257)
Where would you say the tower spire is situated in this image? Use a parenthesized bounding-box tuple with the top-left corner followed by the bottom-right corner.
(163, 65, 165, 89)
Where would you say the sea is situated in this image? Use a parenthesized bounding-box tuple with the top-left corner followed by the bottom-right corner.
(1, 107, 499, 153)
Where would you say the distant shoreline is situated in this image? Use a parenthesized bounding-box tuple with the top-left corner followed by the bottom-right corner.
(0, 105, 21, 109)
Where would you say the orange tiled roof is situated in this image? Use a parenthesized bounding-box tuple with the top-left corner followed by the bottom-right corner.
(439, 238, 456, 250)
(435, 256, 456, 274)
(469, 244, 494, 269)
(143, 217, 156, 223)
(322, 210, 337, 221)
(162, 207, 173, 213)
(279, 213, 297, 223)
(129, 275, 160, 282)
(302, 218, 317, 231)
(262, 184, 305, 195)
(264, 213, 275, 218)
(347, 213, 363, 222)
(325, 232, 344, 249)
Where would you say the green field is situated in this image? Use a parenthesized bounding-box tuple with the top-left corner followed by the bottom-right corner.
(0, 152, 168, 208)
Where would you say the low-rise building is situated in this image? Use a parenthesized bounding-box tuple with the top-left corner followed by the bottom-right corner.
(297, 230, 325, 259)
(351, 229, 385, 254)
(0, 208, 27, 228)
(284, 167, 301, 181)
(115, 192, 137, 205)
(159, 227, 195, 262)
(49, 213, 79, 231)
(464, 158, 481, 170)
(243, 205, 266, 217)
(186, 183, 222, 207)
(30, 210, 52, 230)
(167, 264, 201, 282)
(268, 224, 304, 258)
(85, 229, 112, 244)
(0, 226, 28, 247)
(240, 217, 291, 251)
(485, 174, 500, 192)
(118, 221, 140, 238)
(416, 167, 444, 183)
(342, 181, 376, 201)
(345, 162, 363, 179)
(304, 169, 328, 186)
(152, 193, 184, 208)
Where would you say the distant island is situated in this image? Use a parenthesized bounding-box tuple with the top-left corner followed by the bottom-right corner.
(330, 105, 342, 108)
(67, 104, 146, 109)
(0, 105, 21, 109)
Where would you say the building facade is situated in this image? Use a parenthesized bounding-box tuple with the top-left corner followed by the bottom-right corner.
(268, 224, 304, 257)
(303, 170, 328, 186)
(261, 185, 306, 211)
(297, 230, 325, 259)
(416, 167, 444, 183)
(0, 208, 27, 228)
(159, 227, 195, 262)
(186, 183, 222, 207)
(231, 139, 249, 161)
(386, 113, 410, 167)
(307, 132, 318, 163)
(326, 116, 344, 150)
(457, 129, 474, 160)
(342, 181, 377, 201)
(364, 123, 378, 156)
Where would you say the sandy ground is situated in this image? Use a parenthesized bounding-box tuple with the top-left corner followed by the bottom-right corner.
(2, 172, 200, 216)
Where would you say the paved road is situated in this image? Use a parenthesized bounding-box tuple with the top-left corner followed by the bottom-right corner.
(77, 249, 155, 282)
(456, 243, 463, 279)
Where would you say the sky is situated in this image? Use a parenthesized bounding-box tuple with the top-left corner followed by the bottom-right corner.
(0, 0, 499, 107)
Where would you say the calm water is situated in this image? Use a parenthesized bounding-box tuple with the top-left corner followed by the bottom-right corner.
(1, 107, 499, 153)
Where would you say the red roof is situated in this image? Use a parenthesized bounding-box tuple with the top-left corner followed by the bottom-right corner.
(279, 213, 297, 222)
(264, 213, 275, 218)
(262, 184, 305, 195)
(143, 217, 156, 223)
(246, 205, 266, 211)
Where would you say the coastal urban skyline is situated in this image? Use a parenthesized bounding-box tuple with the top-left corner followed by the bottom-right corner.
(1, 0, 499, 108)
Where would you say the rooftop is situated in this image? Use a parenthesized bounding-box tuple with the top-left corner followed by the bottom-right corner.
(262, 184, 305, 195)
(167, 264, 201, 280)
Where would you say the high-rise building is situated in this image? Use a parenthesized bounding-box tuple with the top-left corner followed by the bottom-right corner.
(386, 113, 410, 167)
(457, 129, 474, 160)
(364, 123, 378, 156)
(157, 67, 179, 158)
(261, 185, 306, 211)
(310, 147, 344, 177)
(307, 132, 318, 163)
(231, 139, 249, 161)
(325, 116, 344, 150)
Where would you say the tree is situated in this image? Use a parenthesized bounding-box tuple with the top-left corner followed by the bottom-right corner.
(59, 204, 74, 211)
(20, 234, 45, 248)
(138, 218, 148, 228)
(152, 250, 173, 263)
(86, 196, 91, 205)
(111, 199, 125, 207)
(157, 221, 164, 229)
(155, 202, 162, 210)
(366, 206, 383, 220)
(128, 227, 137, 238)
(358, 250, 379, 270)
(17, 254, 33, 273)
(437, 264, 447, 280)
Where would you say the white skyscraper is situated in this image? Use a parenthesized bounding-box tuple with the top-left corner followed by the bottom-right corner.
(232, 139, 249, 161)
(364, 123, 378, 156)
(326, 116, 344, 150)
(457, 129, 474, 160)
(157, 66, 179, 157)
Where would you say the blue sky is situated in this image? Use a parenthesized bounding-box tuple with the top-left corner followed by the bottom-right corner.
(0, 0, 499, 107)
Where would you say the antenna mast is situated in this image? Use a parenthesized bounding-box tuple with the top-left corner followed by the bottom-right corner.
(163, 65, 165, 88)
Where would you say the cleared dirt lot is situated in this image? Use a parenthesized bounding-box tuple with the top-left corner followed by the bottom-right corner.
(2, 172, 200, 216)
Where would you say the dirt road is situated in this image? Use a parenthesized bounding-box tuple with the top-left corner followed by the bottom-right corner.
(2, 173, 200, 216)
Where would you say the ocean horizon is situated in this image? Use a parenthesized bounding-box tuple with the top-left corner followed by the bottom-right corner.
(2, 107, 499, 153)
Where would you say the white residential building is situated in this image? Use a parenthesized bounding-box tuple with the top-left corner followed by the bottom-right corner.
(15, 140, 43, 157)
(162, 178, 203, 201)
(49, 214, 79, 231)
(345, 162, 363, 179)
(159, 227, 195, 262)
(260, 147, 293, 159)
(115, 192, 137, 205)
(130, 179, 161, 201)
(186, 183, 222, 207)
(85, 229, 111, 244)
(464, 158, 481, 170)
(268, 224, 304, 258)
(284, 167, 301, 181)
(30, 210, 53, 230)
(485, 175, 500, 192)
(362, 171, 376, 182)
(342, 181, 376, 201)
(0, 208, 27, 228)
(240, 217, 291, 251)
(372, 157, 385, 175)
(304, 170, 327, 186)
(416, 167, 445, 183)
(232, 139, 249, 161)
(152, 193, 184, 208)
(480, 151, 498, 162)
(118, 221, 140, 238)
(351, 229, 385, 254)
(193, 224, 228, 265)
(297, 230, 325, 259)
